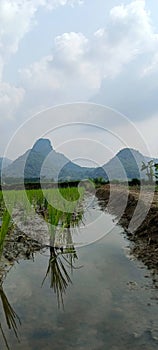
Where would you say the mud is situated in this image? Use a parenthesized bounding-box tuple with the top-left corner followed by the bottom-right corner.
(96, 185, 158, 274)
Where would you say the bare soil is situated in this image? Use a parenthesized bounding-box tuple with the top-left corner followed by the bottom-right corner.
(96, 184, 158, 274)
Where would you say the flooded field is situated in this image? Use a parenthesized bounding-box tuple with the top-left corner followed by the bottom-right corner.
(0, 188, 158, 349)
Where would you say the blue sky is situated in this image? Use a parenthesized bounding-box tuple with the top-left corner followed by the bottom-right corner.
(1, 0, 158, 165)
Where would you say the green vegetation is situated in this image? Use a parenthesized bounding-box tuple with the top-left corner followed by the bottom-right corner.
(128, 178, 141, 186)
(0, 186, 85, 250)
(0, 210, 11, 254)
(0, 191, 12, 254)
(0, 185, 85, 314)
(141, 160, 155, 183)
(92, 177, 107, 186)
(41, 244, 78, 308)
(140, 160, 158, 184)
(0, 286, 21, 347)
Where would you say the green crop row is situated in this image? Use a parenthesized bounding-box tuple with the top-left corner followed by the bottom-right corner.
(0, 187, 85, 251)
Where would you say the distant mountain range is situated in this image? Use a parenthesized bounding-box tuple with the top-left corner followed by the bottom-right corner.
(101, 148, 156, 181)
(1, 138, 157, 183)
(0, 157, 12, 171)
(1, 139, 94, 182)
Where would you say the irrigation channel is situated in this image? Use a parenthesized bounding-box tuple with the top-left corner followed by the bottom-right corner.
(0, 187, 158, 350)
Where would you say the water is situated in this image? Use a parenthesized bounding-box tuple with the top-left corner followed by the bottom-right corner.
(0, 198, 158, 349)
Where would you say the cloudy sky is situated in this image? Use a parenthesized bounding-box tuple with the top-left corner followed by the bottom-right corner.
(1, 0, 158, 165)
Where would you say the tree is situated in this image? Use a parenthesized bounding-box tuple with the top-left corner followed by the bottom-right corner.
(141, 160, 155, 183)
(129, 178, 140, 186)
(154, 163, 158, 180)
(93, 177, 106, 185)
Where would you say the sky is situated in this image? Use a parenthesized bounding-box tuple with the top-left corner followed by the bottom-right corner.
(1, 0, 158, 166)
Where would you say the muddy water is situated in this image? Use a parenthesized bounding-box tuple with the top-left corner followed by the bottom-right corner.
(0, 198, 158, 350)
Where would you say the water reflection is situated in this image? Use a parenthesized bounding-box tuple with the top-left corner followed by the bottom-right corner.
(43, 247, 72, 307)
(0, 282, 21, 349)
(1, 196, 158, 350)
(0, 234, 81, 347)
(42, 226, 83, 308)
(0, 196, 85, 347)
(0, 217, 21, 350)
(96, 191, 158, 288)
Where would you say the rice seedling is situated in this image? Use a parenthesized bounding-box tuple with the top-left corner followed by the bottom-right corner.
(0, 210, 11, 254)
(41, 246, 72, 308)
(0, 286, 21, 349)
(0, 191, 4, 211)
(0, 185, 85, 244)
(40, 186, 85, 307)
(42, 186, 84, 214)
(0, 186, 86, 311)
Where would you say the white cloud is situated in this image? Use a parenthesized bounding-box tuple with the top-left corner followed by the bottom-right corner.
(142, 52, 158, 76)
(18, 0, 158, 109)
(135, 114, 158, 158)
(0, 1, 36, 78)
(0, 0, 83, 122)
(0, 0, 83, 79)
(54, 32, 88, 62)
(1, 0, 158, 157)
(38, 0, 83, 10)
(19, 32, 101, 103)
(97, 0, 158, 77)
(0, 82, 25, 121)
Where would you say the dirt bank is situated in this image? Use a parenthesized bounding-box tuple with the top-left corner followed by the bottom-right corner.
(0, 228, 44, 284)
(96, 185, 158, 274)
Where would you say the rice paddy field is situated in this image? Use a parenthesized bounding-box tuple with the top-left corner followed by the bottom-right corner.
(0, 186, 85, 245)
(0, 185, 158, 350)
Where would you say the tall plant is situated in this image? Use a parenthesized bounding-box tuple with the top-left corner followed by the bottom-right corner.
(141, 160, 155, 183)
(0, 210, 11, 254)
